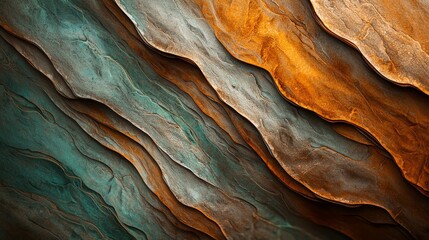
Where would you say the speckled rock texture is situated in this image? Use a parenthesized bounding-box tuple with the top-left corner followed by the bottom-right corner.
(0, 0, 427, 239)
(309, 0, 429, 94)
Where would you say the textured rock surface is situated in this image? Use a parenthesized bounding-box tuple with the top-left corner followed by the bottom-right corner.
(193, 0, 429, 193)
(0, 0, 428, 239)
(309, 0, 429, 94)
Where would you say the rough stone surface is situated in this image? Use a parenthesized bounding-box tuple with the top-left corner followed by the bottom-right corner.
(310, 0, 429, 94)
(0, 0, 427, 239)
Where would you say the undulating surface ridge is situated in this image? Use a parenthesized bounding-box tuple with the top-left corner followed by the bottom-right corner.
(192, 0, 429, 194)
(0, 0, 427, 239)
(309, 0, 429, 94)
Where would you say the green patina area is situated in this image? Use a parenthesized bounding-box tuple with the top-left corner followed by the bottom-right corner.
(0, 0, 350, 239)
